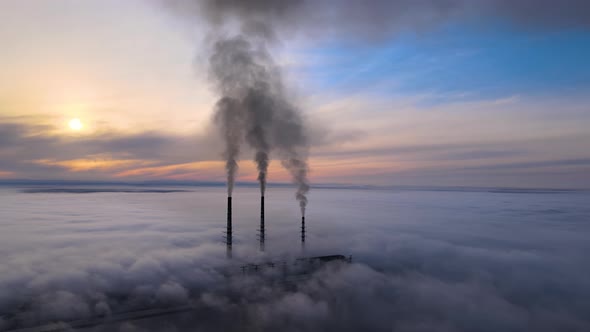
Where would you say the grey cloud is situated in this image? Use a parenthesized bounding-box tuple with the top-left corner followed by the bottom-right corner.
(163, 0, 590, 45)
(444, 149, 526, 160)
(0, 119, 352, 179)
(307, 124, 365, 148)
(462, 158, 590, 171)
(486, 0, 590, 28)
(0, 122, 222, 178)
(313, 141, 528, 161)
(359, 162, 590, 188)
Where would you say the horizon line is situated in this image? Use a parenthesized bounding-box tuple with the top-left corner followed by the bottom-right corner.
(0, 179, 587, 192)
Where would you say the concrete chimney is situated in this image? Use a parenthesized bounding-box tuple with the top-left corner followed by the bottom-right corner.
(301, 216, 305, 250)
(226, 196, 232, 258)
(260, 195, 265, 251)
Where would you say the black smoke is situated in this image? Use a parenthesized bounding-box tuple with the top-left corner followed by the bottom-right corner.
(205, 14, 310, 211)
(213, 97, 244, 195)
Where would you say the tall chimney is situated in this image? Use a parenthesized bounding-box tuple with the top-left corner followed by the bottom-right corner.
(301, 216, 305, 250)
(260, 195, 265, 251)
(226, 196, 232, 258)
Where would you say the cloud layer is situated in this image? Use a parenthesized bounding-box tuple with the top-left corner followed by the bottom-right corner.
(1, 186, 589, 331)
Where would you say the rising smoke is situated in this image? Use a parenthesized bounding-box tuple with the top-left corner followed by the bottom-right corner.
(213, 97, 243, 196)
(209, 36, 271, 197)
(204, 8, 309, 211)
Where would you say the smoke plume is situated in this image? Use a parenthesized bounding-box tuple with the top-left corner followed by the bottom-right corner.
(203, 6, 309, 209)
(213, 97, 243, 196)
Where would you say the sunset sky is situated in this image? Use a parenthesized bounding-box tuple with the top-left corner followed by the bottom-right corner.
(1, 0, 589, 188)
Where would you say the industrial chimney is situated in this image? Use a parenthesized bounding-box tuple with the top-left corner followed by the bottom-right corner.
(226, 196, 232, 258)
(260, 195, 265, 251)
(301, 215, 305, 251)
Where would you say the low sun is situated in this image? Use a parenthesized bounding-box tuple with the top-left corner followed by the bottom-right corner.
(68, 118, 84, 131)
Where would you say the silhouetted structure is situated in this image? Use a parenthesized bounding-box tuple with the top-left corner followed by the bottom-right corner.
(260, 195, 265, 251)
(226, 196, 232, 258)
(301, 216, 305, 250)
(240, 255, 352, 277)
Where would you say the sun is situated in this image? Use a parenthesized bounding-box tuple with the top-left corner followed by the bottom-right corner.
(68, 118, 84, 131)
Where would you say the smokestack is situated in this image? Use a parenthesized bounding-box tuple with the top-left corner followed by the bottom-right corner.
(226, 196, 232, 258)
(301, 215, 305, 251)
(260, 195, 265, 251)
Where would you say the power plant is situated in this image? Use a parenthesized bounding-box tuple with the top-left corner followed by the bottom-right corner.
(223, 190, 307, 257)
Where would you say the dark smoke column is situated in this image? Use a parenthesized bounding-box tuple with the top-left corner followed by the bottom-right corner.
(171, 1, 311, 255)
(210, 39, 252, 259)
(213, 97, 243, 259)
(243, 92, 272, 252)
(209, 35, 310, 249)
(218, 101, 240, 197)
(280, 155, 309, 218)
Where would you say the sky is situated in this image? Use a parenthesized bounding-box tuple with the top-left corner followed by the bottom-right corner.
(1, 0, 590, 188)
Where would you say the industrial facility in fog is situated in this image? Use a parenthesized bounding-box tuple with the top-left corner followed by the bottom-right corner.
(225, 190, 306, 258)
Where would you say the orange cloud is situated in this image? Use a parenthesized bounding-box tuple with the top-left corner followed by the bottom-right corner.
(114, 161, 224, 179)
(33, 157, 157, 172)
(113, 159, 308, 182)
(0, 170, 14, 178)
(111, 156, 416, 183)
